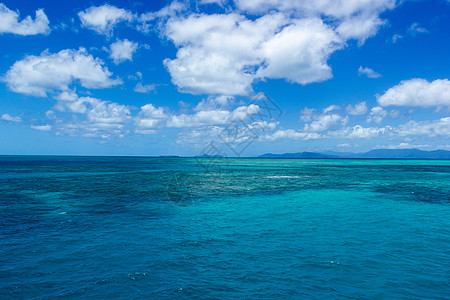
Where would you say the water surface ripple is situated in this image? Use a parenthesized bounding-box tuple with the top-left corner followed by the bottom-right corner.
(1, 156, 449, 299)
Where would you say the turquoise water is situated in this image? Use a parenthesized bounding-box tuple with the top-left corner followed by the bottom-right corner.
(1, 156, 450, 299)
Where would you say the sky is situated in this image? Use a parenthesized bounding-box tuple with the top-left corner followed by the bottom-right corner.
(0, 0, 449, 156)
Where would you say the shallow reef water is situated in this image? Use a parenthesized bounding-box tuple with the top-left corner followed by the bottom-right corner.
(1, 156, 449, 299)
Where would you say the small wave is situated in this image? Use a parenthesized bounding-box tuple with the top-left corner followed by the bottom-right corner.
(265, 176, 305, 179)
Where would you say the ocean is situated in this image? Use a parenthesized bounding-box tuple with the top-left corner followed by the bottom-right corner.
(1, 156, 449, 299)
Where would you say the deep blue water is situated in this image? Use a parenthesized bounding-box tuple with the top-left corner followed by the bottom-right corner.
(1, 156, 450, 299)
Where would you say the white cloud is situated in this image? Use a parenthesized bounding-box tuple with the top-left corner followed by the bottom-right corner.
(54, 97, 131, 138)
(346, 101, 367, 115)
(31, 124, 52, 131)
(0, 3, 50, 35)
(135, 104, 168, 133)
(168, 110, 232, 128)
(4, 48, 121, 97)
(236, 0, 394, 44)
(175, 125, 226, 147)
(167, 104, 259, 128)
(164, 13, 343, 95)
(164, 46, 255, 95)
(138, 1, 187, 33)
(323, 105, 340, 113)
(397, 117, 450, 137)
(234, 0, 395, 19)
(78, 4, 134, 36)
(134, 83, 156, 93)
(300, 105, 347, 133)
(358, 66, 381, 78)
(194, 95, 233, 111)
(256, 18, 342, 85)
(199, 0, 226, 5)
(67, 97, 130, 124)
(1, 113, 22, 122)
(151, 1, 186, 19)
(377, 78, 450, 107)
(299, 107, 317, 122)
(408, 22, 429, 35)
(392, 34, 403, 43)
(109, 39, 138, 64)
(161, 0, 397, 96)
(326, 125, 389, 139)
(367, 106, 387, 124)
(374, 142, 429, 150)
(336, 13, 385, 44)
(262, 123, 390, 141)
(163, 13, 275, 95)
(337, 143, 351, 148)
(263, 114, 450, 142)
(304, 113, 344, 132)
(258, 112, 450, 143)
(262, 129, 321, 141)
(55, 91, 79, 102)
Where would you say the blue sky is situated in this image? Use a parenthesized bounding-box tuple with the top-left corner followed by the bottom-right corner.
(0, 0, 449, 156)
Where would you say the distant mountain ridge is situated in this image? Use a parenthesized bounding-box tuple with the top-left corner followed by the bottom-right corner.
(258, 149, 450, 159)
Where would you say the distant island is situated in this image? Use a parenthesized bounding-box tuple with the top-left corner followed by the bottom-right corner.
(258, 149, 450, 159)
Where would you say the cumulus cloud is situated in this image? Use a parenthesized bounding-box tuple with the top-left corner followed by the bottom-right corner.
(194, 95, 232, 111)
(54, 97, 131, 138)
(262, 123, 389, 141)
(4, 48, 121, 97)
(31, 124, 52, 131)
(62, 97, 130, 124)
(236, 0, 392, 42)
(234, 0, 395, 19)
(374, 142, 429, 150)
(300, 105, 347, 133)
(323, 105, 340, 113)
(377, 78, 450, 107)
(134, 83, 156, 93)
(109, 39, 138, 64)
(78, 4, 134, 36)
(1, 113, 22, 122)
(336, 13, 385, 44)
(304, 113, 345, 132)
(54, 90, 79, 102)
(0, 3, 50, 35)
(262, 129, 321, 141)
(163, 13, 275, 95)
(167, 104, 260, 128)
(199, 0, 226, 5)
(164, 13, 342, 95)
(134, 100, 263, 137)
(262, 115, 450, 142)
(138, 1, 187, 32)
(167, 110, 228, 128)
(345, 125, 388, 138)
(346, 101, 368, 115)
(135, 104, 168, 133)
(256, 18, 342, 85)
(367, 106, 387, 124)
(358, 66, 381, 78)
(299, 107, 317, 122)
(397, 117, 450, 137)
(161, 0, 397, 96)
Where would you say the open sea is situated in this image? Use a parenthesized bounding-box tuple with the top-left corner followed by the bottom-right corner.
(1, 156, 449, 299)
